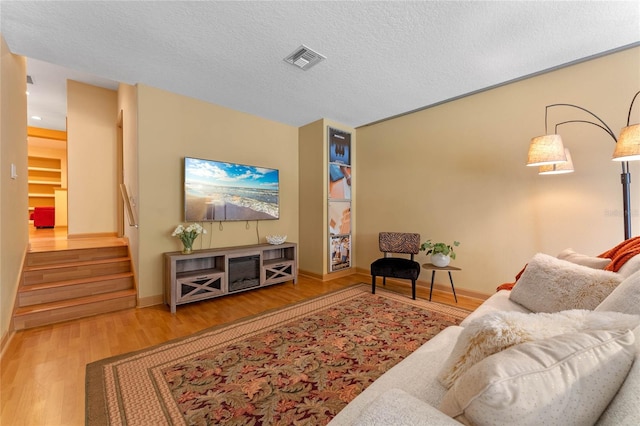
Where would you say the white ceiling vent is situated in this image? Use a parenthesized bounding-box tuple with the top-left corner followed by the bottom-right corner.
(284, 45, 326, 71)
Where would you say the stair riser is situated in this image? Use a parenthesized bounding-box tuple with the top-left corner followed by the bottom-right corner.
(23, 261, 132, 286)
(17, 244, 138, 330)
(19, 276, 134, 307)
(26, 246, 129, 267)
(13, 295, 137, 331)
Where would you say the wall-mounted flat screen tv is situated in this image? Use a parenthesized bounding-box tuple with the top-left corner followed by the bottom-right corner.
(184, 157, 279, 222)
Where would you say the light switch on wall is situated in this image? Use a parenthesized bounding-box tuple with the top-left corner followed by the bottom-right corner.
(11, 163, 18, 179)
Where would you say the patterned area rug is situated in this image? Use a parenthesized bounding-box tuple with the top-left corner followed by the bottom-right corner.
(86, 284, 469, 425)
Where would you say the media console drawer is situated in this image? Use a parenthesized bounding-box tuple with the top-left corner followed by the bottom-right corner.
(175, 271, 225, 303)
(164, 242, 297, 313)
(262, 260, 295, 285)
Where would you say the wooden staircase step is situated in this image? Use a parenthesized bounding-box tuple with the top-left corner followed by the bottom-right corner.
(26, 245, 129, 267)
(15, 289, 137, 315)
(16, 242, 138, 330)
(22, 258, 132, 286)
(13, 289, 137, 330)
(18, 272, 135, 307)
(23, 256, 131, 272)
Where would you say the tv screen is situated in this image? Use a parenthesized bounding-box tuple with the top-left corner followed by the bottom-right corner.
(184, 157, 279, 222)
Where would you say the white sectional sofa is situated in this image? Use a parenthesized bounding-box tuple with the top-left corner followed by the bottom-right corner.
(330, 251, 640, 426)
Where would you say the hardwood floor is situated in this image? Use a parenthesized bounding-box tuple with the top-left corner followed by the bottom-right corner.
(2, 230, 483, 425)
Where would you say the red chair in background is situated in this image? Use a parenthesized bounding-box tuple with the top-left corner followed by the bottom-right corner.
(33, 207, 55, 228)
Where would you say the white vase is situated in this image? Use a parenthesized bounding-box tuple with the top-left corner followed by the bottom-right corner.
(431, 253, 451, 267)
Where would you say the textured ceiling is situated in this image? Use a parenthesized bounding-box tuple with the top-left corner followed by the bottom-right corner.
(2, 1, 639, 131)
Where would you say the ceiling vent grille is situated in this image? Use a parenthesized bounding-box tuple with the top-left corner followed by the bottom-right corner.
(284, 45, 326, 71)
(27, 75, 34, 84)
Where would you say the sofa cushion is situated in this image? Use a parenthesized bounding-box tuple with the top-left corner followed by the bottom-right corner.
(557, 248, 610, 269)
(438, 309, 639, 389)
(459, 290, 531, 326)
(440, 329, 637, 426)
(596, 269, 640, 316)
(352, 388, 462, 426)
(595, 326, 640, 425)
(617, 253, 640, 278)
(509, 253, 622, 313)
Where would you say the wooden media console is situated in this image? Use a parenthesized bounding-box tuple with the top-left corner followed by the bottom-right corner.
(164, 242, 297, 313)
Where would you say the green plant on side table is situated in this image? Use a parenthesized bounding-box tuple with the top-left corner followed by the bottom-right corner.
(420, 239, 460, 267)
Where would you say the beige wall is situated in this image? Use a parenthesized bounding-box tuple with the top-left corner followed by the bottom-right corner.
(355, 46, 640, 296)
(0, 35, 28, 343)
(298, 120, 327, 275)
(298, 119, 356, 277)
(136, 84, 299, 302)
(117, 83, 139, 285)
(67, 80, 118, 236)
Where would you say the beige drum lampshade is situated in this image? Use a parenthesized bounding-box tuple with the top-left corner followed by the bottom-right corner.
(527, 134, 567, 166)
(613, 124, 640, 161)
(539, 148, 574, 175)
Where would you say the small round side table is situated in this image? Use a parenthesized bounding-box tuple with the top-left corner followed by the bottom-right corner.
(421, 263, 460, 303)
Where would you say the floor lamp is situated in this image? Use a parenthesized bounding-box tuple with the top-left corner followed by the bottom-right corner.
(526, 91, 640, 240)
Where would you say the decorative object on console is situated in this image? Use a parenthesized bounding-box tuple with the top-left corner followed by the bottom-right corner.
(266, 234, 287, 245)
(171, 223, 206, 254)
(526, 90, 640, 239)
(420, 239, 460, 267)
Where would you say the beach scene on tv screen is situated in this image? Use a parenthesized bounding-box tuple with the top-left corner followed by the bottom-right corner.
(185, 157, 279, 222)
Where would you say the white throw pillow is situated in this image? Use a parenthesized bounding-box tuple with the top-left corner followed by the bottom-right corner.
(509, 253, 622, 313)
(557, 248, 610, 269)
(437, 309, 640, 389)
(596, 268, 640, 315)
(440, 329, 637, 426)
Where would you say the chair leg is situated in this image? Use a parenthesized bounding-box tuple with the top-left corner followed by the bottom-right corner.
(382, 276, 386, 286)
(411, 279, 416, 300)
(372, 275, 376, 294)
